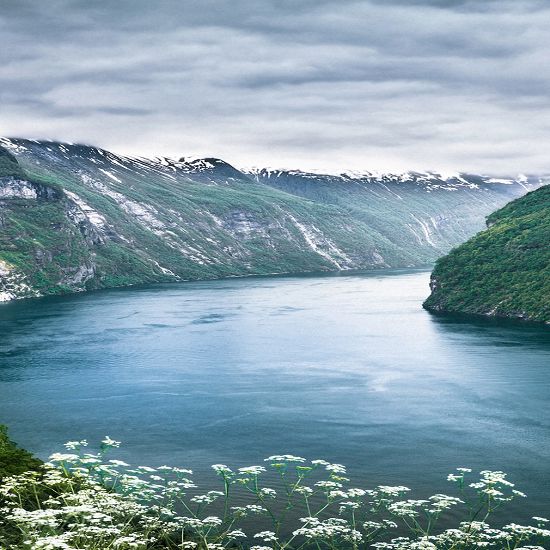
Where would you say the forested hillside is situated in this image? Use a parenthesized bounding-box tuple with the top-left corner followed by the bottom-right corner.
(424, 185, 550, 323)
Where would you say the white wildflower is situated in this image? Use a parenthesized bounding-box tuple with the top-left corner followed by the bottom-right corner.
(211, 464, 232, 474)
(238, 466, 266, 475)
(264, 454, 306, 463)
(254, 531, 278, 542)
(101, 436, 121, 447)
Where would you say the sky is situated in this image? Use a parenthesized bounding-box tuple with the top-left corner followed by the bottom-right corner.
(1, 0, 550, 175)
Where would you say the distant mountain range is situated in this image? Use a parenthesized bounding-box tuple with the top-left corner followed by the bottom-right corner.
(0, 137, 546, 302)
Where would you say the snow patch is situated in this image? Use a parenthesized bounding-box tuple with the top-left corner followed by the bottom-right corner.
(79, 172, 166, 235)
(64, 191, 107, 228)
(410, 213, 437, 247)
(150, 260, 179, 278)
(0, 137, 28, 154)
(288, 215, 352, 269)
(99, 169, 122, 183)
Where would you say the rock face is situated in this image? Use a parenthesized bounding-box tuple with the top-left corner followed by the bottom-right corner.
(0, 137, 546, 302)
(424, 185, 550, 324)
(0, 177, 39, 199)
(0, 260, 39, 302)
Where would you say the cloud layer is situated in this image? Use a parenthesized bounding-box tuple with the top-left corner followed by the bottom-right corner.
(1, 0, 549, 174)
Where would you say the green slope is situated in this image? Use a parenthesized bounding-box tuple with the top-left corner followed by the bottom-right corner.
(423, 185, 550, 323)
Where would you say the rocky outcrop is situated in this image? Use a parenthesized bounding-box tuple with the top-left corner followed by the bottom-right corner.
(0, 177, 39, 199)
(64, 191, 107, 245)
(0, 260, 39, 302)
(0, 176, 61, 201)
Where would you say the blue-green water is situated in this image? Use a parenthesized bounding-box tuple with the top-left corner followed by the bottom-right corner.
(0, 270, 549, 521)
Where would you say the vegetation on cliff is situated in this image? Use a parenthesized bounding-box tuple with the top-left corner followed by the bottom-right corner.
(0, 424, 41, 478)
(0, 148, 26, 179)
(424, 185, 550, 323)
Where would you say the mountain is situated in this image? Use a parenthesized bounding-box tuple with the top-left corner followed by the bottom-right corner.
(0, 137, 544, 302)
(424, 185, 550, 323)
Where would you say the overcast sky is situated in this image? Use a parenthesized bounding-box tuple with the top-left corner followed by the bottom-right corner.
(1, 0, 549, 174)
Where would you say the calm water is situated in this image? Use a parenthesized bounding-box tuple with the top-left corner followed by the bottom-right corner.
(0, 270, 549, 521)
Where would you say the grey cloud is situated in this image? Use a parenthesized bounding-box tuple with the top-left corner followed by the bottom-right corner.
(1, 0, 549, 175)
(367, 0, 548, 12)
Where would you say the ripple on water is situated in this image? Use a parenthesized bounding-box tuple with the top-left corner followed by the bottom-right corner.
(0, 269, 548, 524)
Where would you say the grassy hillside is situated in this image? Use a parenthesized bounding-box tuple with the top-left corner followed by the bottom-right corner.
(423, 185, 550, 323)
(0, 137, 543, 301)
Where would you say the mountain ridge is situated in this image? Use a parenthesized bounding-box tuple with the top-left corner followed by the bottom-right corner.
(0, 137, 545, 302)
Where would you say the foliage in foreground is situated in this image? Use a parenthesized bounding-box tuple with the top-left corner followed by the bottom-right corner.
(0, 425, 42, 479)
(0, 438, 549, 550)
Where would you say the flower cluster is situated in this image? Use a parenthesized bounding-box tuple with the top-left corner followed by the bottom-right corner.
(0, 439, 548, 549)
